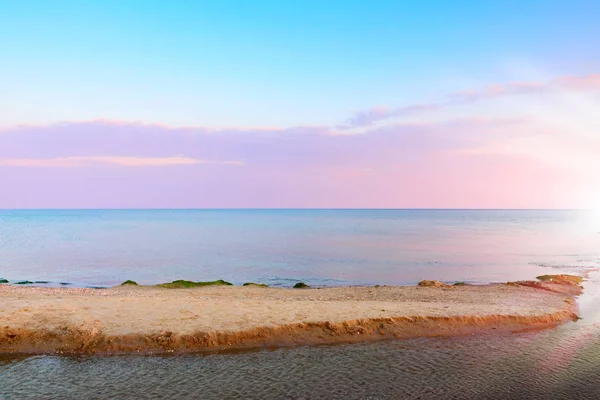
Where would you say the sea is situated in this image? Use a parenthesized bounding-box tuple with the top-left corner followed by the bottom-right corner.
(1, 209, 600, 399)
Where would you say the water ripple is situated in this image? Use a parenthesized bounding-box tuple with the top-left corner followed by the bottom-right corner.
(2, 323, 600, 399)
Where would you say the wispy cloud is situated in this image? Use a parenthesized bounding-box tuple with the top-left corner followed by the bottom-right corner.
(343, 104, 441, 128)
(0, 156, 241, 168)
(451, 81, 546, 102)
(451, 74, 600, 102)
(221, 160, 245, 166)
(345, 73, 600, 127)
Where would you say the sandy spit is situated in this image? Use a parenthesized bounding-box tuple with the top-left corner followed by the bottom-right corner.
(0, 282, 581, 354)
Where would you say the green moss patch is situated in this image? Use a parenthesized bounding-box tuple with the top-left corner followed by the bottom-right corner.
(293, 282, 310, 289)
(0, 279, 8, 284)
(157, 279, 233, 289)
(243, 282, 269, 288)
(120, 280, 139, 286)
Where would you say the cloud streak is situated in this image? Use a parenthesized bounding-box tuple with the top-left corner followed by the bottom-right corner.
(343, 104, 441, 128)
(0, 156, 217, 168)
(0, 118, 525, 169)
(345, 73, 600, 127)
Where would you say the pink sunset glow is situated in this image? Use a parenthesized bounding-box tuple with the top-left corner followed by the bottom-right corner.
(1, 74, 599, 209)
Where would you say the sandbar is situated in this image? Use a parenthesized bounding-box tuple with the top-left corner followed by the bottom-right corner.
(0, 279, 582, 354)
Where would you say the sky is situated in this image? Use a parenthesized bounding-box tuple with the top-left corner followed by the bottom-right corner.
(1, 0, 600, 208)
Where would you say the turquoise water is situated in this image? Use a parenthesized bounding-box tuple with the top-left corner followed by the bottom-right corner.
(1, 209, 599, 286)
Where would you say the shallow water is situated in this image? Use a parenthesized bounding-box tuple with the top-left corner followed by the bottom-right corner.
(1, 209, 599, 287)
(2, 290, 600, 399)
(2, 209, 600, 398)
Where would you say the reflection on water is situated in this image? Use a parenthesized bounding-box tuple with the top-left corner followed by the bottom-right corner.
(2, 275, 600, 399)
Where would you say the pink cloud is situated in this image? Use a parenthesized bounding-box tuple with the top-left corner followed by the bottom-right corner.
(452, 81, 546, 102)
(554, 74, 600, 90)
(0, 117, 595, 209)
(0, 156, 212, 167)
(346, 73, 600, 127)
(451, 74, 600, 102)
(344, 104, 441, 127)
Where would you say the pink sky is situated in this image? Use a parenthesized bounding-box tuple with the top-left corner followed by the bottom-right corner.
(2, 74, 599, 209)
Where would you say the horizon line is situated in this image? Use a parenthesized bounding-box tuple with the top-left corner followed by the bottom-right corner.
(0, 208, 593, 211)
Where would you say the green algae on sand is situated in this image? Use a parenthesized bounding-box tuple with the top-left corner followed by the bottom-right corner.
(0, 279, 8, 284)
(243, 282, 269, 288)
(157, 279, 233, 289)
(293, 282, 310, 289)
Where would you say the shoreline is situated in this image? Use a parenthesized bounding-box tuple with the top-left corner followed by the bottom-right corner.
(0, 276, 583, 354)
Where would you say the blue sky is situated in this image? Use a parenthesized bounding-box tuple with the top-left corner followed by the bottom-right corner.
(2, 0, 599, 127)
(1, 1, 600, 208)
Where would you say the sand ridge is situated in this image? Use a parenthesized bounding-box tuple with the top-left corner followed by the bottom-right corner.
(0, 281, 582, 354)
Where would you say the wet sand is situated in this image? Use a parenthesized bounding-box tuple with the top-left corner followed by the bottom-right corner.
(0, 279, 582, 354)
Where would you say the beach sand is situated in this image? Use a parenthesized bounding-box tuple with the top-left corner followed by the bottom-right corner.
(0, 279, 582, 354)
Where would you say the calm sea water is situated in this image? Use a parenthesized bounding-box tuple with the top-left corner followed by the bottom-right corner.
(2, 209, 600, 399)
(1, 209, 599, 286)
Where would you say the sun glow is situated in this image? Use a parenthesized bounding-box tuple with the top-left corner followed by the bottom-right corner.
(586, 198, 600, 233)
(591, 208, 600, 228)
(586, 190, 600, 212)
